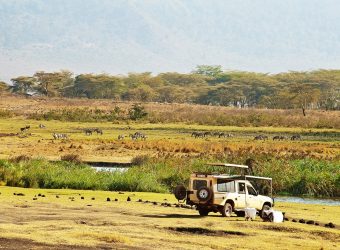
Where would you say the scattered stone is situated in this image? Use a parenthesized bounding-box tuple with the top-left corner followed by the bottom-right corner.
(16, 193, 25, 196)
(284, 217, 289, 221)
(306, 220, 314, 225)
(87, 204, 92, 206)
(106, 197, 111, 202)
(13, 193, 16, 195)
(127, 197, 131, 202)
(38, 194, 42, 197)
(81, 196, 84, 200)
(325, 222, 335, 228)
(167, 203, 172, 207)
(56, 195, 59, 198)
(315, 222, 319, 226)
(114, 198, 118, 202)
(41, 194, 46, 197)
(299, 219, 306, 224)
(292, 219, 297, 222)
(137, 199, 143, 202)
(91, 197, 95, 200)
(153, 202, 158, 205)
(118, 192, 124, 194)
(80, 221, 86, 224)
(175, 204, 180, 208)
(33, 198, 38, 200)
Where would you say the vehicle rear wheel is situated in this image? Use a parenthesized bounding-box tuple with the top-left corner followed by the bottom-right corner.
(198, 209, 209, 216)
(221, 202, 233, 217)
(260, 204, 271, 219)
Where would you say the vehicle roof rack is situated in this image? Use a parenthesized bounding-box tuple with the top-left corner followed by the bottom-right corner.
(207, 163, 249, 169)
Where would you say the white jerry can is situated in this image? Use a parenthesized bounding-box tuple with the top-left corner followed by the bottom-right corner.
(244, 207, 257, 220)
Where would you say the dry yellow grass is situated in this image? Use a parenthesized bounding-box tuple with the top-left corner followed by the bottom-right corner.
(0, 186, 339, 249)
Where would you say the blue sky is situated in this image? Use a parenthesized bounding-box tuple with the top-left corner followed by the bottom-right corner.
(1, 0, 340, 82)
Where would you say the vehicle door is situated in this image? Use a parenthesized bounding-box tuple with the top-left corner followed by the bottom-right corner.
(246, 184, 260, 209)
(214, 179, 235, 205)
(235, 182, 246, 208)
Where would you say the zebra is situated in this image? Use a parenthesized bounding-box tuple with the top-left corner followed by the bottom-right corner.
(140, 134, 148, 140)
(273, 135, 285, 141)
(254, 135, 268, 140)
(84, 129, 93, 135)
(38, 124, 46, 129)
(94, 128, 103, 135)
(52, 133, 69, 140)
(291, 134, 302, 140)
(118, 134, 125, 140)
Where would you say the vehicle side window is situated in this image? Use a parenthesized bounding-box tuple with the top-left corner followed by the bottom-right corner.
(217, 179, 235, 192)
(193, 180, 207, 190)
(247, 185, 257, 196)
(238, 183, 245, 194)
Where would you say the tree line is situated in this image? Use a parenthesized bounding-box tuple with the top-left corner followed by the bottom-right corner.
(2, 65, 339, 111)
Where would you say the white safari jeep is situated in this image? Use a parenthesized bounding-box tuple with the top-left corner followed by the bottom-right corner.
(174, 163, 274, 218)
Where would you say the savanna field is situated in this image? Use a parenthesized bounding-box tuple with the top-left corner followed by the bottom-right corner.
(0, 94, 339, 249)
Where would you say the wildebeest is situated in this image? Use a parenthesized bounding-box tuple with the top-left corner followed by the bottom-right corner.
(291, 134, 302, 140)
(52, 133, 69, 140)
(20, 125, 30, 132)
(84, 129, 93, 135)
(129, 131, 147, 140)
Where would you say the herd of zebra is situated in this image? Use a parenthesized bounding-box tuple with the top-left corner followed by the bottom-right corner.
(254, 134, 302, 140)
(191, 131, 233, 138)
(191, 131, 302, 141)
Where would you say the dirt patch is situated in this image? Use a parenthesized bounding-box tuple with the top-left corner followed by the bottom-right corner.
(311, 231, 340, 242)
(168, 227, 247, 236)
(0, 133, 17, 137)
(0, 237, 95, 250)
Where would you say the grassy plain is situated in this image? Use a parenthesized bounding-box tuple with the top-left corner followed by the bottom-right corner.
(0, 186, 339, 249)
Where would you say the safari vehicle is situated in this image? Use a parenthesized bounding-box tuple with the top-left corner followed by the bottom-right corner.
(174, 163, 274, 217)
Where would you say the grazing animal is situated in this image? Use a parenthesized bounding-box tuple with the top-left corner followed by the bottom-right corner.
(203, 131, 211, 137)
(20, 125, 30, 132)
(84, 129, 93, 135)
(52, 133, 69, 140)
(94, 128, 103, 135)
(273, 135, 285, 141)
(140, 134, 147, 140)
(118, 134, 125, 140)
(291, 134, 302, 140)
(38, 124, 46, 129)
(254, 135, 268, 140)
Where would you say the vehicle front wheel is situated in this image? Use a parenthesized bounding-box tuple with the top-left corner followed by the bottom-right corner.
(260, 204, 271, 219)
(198, 209, 209, 216)
(220, 202, 233, 217)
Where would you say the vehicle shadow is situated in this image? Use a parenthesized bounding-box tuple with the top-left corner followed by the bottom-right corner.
(141, 213, 223, 219)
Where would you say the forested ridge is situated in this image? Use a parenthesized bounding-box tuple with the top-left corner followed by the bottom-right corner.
(1, 65, 339, 111)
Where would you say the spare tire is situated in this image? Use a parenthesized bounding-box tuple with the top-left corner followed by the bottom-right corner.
(174, 184, 187, 200)
(196, 186, 212, 202)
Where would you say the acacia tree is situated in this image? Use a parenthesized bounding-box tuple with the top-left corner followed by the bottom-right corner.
(34, 70, 73, 97)
(10, 76, 37, 94)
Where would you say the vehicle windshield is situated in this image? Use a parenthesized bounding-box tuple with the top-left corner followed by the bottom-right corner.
(247, 185, 257, 196)
(193, 180, 207, 190)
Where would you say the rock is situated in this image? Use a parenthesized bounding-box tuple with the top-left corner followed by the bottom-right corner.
(33, 198, 38, 200)
(292, 219, 297, 222)
(315, 222, 319, 226)
(118, 192, 124, 194)
(114, 198, 118, 202)
(284, 217, 289, 221)
(106, 197, 111, 202)
(137, 199, 143, 202)
(80, 221, 86, 224)
(328, 222, 335, 228)
(306, 220, 314, 225)
(16, 193, 25, 196)
(299, 219, 306, 224)
(127, 197, 131, 201)
(81, 197, 84, 200)
(38, 194, 42, 197)
(153, 202, 158, 205)
(56, 195, 59, 198)
(91, 197, 95, 200)
(41, 194, 46, 197)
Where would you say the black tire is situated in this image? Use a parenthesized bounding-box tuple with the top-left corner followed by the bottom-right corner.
(198, 209, 209, 216)
(260, 204, 271, 219)
(174, 185, 187, 200)
(196, 186, 212, 202)
(221, 202, 233, 217)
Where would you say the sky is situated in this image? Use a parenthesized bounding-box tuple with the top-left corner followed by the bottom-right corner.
(0, 0, 340, 82)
